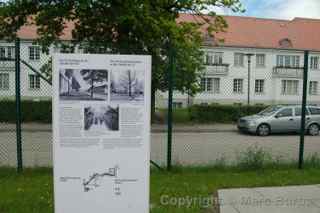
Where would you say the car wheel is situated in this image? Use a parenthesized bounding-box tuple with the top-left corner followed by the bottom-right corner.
(308, 124, 320, 136)
(257, 124, 270, 136)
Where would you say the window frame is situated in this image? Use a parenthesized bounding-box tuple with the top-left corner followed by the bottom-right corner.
(309, 81, 318, 96)
(29, 46, 41, 61)
(308, 107, 320, 115)
(200, 77, 220, 94)
(256, 54, 266, 67)
(255, 79, 265, 94)
(0, 47, 6, 59)
(281, 80, 299, 95)
(234, 53, 244, 67)
(233, 78, 244, 94)
(0, 73, 10, 90)
(29, 74, 41, 90)
(205, 52, 223, 65)
(277, 55, 300, 67)
(310, 56, 319, 70)
(276, 108, 293, 118)
(294, 107, 310, 116)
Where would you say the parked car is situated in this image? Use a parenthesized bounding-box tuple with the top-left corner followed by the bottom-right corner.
(237, 105, 320, 136)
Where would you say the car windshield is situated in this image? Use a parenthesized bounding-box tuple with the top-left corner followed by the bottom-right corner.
(258, 106, 282, 116)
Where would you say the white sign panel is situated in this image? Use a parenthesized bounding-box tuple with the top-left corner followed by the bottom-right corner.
(52, 54, 151, 213)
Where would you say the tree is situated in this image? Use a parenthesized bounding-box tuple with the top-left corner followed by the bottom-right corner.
(80, 69, 108, 98)
(118, 70, 138, 99)
(0, 0, 244, 116)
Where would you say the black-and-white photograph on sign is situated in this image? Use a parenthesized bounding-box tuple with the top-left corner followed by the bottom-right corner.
(59, 69, 108, 101)
(84, 105, 119, 132)
(110, 70, 144, 103)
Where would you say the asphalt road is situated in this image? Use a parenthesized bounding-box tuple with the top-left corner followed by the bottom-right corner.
(0, 128, 319, 167)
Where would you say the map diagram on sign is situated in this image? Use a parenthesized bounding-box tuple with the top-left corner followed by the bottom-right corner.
(82, 166, 119, 192)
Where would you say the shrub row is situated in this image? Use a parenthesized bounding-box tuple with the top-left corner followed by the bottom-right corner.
(0, 100, 51, 123)
(158, 104, 267, 123)
(189, 104, 267, 123)
(0, 101, 266, 124)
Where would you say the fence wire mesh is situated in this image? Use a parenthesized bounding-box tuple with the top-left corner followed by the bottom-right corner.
(0, 40, 319, 170)
(0, 42, 17, 167)
(19, 42, 53, 168)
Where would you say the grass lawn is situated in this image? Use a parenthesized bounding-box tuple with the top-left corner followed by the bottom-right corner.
(1, 167, 320, 213)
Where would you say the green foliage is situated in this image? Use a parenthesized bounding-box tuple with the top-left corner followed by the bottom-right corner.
(39, 57, 52, 83)
(0, 100, 51, 123)
(157, 104, 267, 124)
(236, 145, 273, 170)
(0, 0, 244, 95)
(305, 152, 320, 168)
(189, 104, 267, 123)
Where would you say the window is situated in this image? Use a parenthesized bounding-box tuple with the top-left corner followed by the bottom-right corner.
(29, 46, 40, 60)
(0, 46, 15, 60)
(309, 81, 318, 95)
(277, 55, 300, 67)
(0, 47, 5, 59)
(29, 74, 41, 89)
(7, 47, 15, 60)
(309, 107, 320, 115)
(281, 80, 299, 95)
(233, 79, 243, 93)
(200, 77, 220, 93)
(276, 108, 293, 117)
(173, 102, 183, 109)
(234, 53, 244, 67)
(0, 73, 9, 90)
(310, 56, 319, 69)
(256, 54, 265, 67)
(255, 79, 265, 94)
(295, 107, 310, 116)
(205, 52, 223, 65)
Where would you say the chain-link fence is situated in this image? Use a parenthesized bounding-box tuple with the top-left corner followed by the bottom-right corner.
(156, 50, 320, 168)
(0, 39, 319, 171)
(0, 42, 17, 168)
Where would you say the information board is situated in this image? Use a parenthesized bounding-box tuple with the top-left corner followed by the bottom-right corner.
(52, 54, 151, 213)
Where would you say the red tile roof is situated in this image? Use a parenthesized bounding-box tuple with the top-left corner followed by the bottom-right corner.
(16, 13, 320, 51)
(178, 13, 320, 51)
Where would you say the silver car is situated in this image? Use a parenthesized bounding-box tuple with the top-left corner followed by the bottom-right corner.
(237, 105, 320, 136)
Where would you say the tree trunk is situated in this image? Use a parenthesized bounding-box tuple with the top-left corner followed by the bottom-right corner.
(151, 85, 156, 123)
(128, 71, 132, 98)
(91, 79, 94, 98)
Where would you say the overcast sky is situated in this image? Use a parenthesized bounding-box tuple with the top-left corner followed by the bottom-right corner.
(214, 0, 320, 20)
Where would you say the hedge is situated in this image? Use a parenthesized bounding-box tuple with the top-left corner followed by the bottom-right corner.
(0, 100, 51, 123)
(0, 101, 266, 124)
(158, 104, 267, 123)
(189, 104, 267, 123)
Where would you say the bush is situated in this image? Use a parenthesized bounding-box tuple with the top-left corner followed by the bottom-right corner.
(0, 100, 51, 123)
(157, 108, 191, 123)
(156, 104, 267, 124)
(236, 145, 272, 170)
(189, 104, 267, 123)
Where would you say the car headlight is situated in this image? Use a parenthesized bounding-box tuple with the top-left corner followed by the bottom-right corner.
(248, 120, 257, 126)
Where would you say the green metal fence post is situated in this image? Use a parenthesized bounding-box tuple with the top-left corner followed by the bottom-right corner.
(167, 46, 175, 171)
(15, 38, 23, 173)
(298, 50, 309, 169)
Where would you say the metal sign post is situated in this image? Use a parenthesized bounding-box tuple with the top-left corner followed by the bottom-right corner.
(167, 46, 175, 171)
(15, 38, 23, 173)
(298, 50, 309, 169)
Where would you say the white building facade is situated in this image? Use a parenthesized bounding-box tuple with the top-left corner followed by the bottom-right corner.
(157, 46, 320, 108)
(158, 14, 320, 108)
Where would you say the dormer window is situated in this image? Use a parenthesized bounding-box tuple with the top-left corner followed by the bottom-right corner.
(203, 33, 215, 46)
(279, 38, 293, 48)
